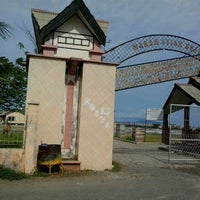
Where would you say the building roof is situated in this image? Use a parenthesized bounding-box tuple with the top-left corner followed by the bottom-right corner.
(163, 76, 200, 114)
(32, 9, 57, 29)
(32, 0, 108, 52)
(188, 76, 200, 89)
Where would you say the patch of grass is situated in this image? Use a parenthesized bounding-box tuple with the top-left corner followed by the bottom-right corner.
(33, 171, 50, 177)
(123, 135, 134, 142)
(115, 135, 134, 143)
(111, 161, 121, 172)
(0, 132, 23, 148)
(115, 134, 162, 143)
(0, 144, 23, 148)
(145, 134, 162, 143)
(0, 132, 23, 141)
(0, 165, 28, 181)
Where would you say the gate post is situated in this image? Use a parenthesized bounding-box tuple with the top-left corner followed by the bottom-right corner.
(182, 107, 190, 140)
(24, 102, 39, 174)
(162, 113, 169, 144)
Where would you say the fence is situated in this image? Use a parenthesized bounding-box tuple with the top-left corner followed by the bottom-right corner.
(114, 123, 162, 143)
(169, 104, 200, 161)
(0, 125, 24, 148)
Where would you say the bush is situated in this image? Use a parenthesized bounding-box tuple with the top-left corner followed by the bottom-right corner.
(111, 161, 121, 172)
(0, 165, 28, 180)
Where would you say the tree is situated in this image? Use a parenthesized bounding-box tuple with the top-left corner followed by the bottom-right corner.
(19, 21, 37, 53)
(0, 56, 27, 112)
(0, 21, 12, 40)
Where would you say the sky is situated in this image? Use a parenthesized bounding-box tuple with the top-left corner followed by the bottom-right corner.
(1, 0, 200, 122)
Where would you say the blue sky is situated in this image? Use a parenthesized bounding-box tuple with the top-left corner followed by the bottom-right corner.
(1, 0, 200, 121)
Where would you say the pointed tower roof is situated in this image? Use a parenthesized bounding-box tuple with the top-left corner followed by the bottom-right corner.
(32, 0, 108, 52)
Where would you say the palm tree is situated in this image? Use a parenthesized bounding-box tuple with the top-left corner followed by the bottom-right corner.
(0, 21, 12, 40)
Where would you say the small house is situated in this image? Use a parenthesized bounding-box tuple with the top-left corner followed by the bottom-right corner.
(6, 112, 25, 125)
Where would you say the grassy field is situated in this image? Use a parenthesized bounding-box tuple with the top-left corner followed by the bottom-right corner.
(0, 125, 24, 148)
(0, 132, 23, 148)
(116, 133, 162, 143)
(145, 134, 162, 143)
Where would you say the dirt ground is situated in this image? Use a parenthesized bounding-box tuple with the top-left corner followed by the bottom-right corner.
(1, 140, 200, 200)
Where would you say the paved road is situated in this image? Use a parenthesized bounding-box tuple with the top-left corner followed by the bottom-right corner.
(1, 140, 200, 200)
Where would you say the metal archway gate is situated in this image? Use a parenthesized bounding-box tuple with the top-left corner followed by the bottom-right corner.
(102, 34, 200, 91)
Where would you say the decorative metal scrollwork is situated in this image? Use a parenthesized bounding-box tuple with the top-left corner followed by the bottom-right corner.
(115, 56, 200, 91)
(103, 34, 200, 63)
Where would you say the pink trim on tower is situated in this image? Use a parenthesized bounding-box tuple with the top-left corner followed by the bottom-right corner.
(89, 39, 104, 61)
(64, 83, 75, 148)
(63, 58, 82, 149)
(41, 45, 57, 56)
(89, 49, 104, 61)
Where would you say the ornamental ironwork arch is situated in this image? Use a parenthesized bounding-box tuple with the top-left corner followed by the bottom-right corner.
(115, 56, 200, 91)
(102, 34, 200, 63)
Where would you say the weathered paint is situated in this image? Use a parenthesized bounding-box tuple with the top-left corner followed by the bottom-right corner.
(78, 62, 116, 170)
(0, 149, 24, 172)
